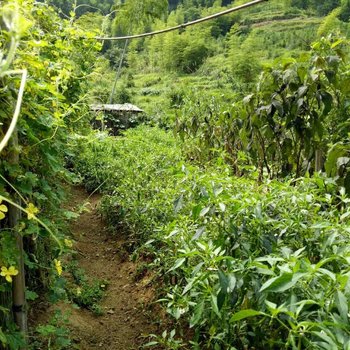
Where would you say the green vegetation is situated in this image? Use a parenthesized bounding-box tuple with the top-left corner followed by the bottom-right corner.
(0, 1, 101, 347)
(176, 37, 350, 181)
(66, 262, 107, 316)
(1, 0, 350, 349)
(74, 125, 350, 349)
(30, 311, 72, 350)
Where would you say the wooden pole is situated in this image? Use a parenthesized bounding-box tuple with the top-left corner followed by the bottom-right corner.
(8, 130, 28, 347)
(315, 149, 323, 172)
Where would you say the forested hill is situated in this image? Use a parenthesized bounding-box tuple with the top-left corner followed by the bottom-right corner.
(169, 0, 347, 14)
(48, 0, 346, 17)
(44, 0, 350, 121)
(69, 0, 348, 121)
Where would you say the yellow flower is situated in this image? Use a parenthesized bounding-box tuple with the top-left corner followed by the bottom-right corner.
(64, 239, 73, 248)
(54, 259, 62, 276)
(76, 287, 82, 296)
(0, 200, 8, 220)
(26, 203, 39, 220)
(1, 266, 19, 283)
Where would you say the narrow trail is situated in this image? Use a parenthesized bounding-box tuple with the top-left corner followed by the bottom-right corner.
(251, 16, 320, 28)
(33, 186, 158, 349)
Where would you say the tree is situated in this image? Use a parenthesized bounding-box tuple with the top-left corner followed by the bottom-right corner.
(291, 0, 341, 15)
(112, 0, 168, 34)
(169, 0, 181, 10)
(339, 0, 350, 21)
(45, 0, 115, 17)
(311, 0, 341, 15)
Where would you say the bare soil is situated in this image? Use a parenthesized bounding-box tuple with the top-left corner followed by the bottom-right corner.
(31, 187, 159, 350)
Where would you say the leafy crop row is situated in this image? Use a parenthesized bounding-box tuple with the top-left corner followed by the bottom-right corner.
(74, 126, 350, 349)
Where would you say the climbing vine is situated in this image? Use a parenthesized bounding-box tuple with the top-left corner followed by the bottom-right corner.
(0, 1, 101, 347)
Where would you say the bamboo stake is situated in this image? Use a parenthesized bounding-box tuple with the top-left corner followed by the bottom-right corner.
(315, 149, 324, 172)
(8, 129, 28, 347)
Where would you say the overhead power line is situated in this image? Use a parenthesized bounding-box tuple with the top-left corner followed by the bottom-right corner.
(95, 0, 269, 41)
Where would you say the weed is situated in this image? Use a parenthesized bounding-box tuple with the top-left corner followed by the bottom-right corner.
(66, 261, 107, 316)
(30, 310, 74, 350)
(143, 330, 186, 350)
(70, 280, 107, 315)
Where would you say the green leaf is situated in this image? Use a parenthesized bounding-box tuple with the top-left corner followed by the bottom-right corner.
(218, 270, 228, 292)
(272, 100, 283, 116)
(335, 290, 348, 321)
(325, 143, 348, 176)
(213, 186, 223, 197)
(200, 206, 210, 217)
(331, 39, 343, 48)
(320, 91, 333, 116)
(182, 279, 194, 295)
(190, 300, 205, 327)
(218, 270, 236, 294)
(219, 202, 226, 212)
(231, 309, 265, 322)
(211, 294, 221, 318)
(173, 194, 184, 213)
(260, 272, 306, 293)
(0, 328, 7, 345)
(338, 157, 350, 168)
(63, 210, 79, 220)
(172, 308, 182, 320)
(168, 258, 186, 272)
(317, 268, 336, 281)
(295, 299, 319, 317)
(217, 290, 226, 311)
(312, 331, 338, 349)
(143, 341, 159, 347)
(26, 290, 39, 301)
(340, 211, 350, 222)
(297, 85, 308, 98)
(0, 306, 9, 314)
(192, 226, 205, 241)
(192, 204, 202, 220)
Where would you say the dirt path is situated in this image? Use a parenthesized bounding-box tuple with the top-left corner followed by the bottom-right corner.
(32, 187, 158, 349)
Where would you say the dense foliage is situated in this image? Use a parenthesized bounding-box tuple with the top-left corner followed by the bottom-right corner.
(45, 0, 115, 16)
(176, 36, 350, 182)
(0, 1, 101, 347)
(74, 126, 350, 349)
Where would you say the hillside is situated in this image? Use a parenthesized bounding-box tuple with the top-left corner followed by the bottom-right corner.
(85, 0, 349, 123)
